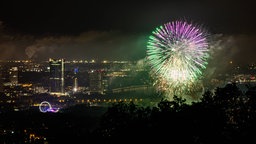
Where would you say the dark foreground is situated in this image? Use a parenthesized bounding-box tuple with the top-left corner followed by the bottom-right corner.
(1, 83, 256, 144)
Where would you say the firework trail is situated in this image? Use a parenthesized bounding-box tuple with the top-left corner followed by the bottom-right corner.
(147, 20, 209, 101)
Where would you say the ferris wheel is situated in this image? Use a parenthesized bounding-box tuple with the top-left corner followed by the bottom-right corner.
(39, 101, 59, 113)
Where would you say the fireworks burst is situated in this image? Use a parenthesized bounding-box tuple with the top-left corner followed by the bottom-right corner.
(147, 20, 209, 101)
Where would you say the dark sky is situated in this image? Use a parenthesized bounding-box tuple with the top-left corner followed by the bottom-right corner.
(0, 0, 255, 64)
(0, 0, 255, 35)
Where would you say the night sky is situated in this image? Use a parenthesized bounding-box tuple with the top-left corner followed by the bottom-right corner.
(0, 0, 255, 65)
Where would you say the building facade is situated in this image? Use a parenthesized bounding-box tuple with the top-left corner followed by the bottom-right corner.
(88, 70, 103, 94)
(9, 67, 18, 85)
(49, 58, 65, 95)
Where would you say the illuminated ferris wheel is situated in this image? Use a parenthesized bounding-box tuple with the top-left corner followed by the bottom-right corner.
(39, 101, 59, 113)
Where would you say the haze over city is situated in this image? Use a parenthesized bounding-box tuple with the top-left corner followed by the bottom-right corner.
(0, 0, 255, 66)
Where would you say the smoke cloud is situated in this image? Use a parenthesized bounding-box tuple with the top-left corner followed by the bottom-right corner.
(22, 31, 147, 61)
(202, 34, 256, 90)
(206, 34, 256, 76)
(0, 22, 255, 65)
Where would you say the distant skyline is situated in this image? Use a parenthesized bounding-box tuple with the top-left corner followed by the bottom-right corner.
(0, 0, 255, 66)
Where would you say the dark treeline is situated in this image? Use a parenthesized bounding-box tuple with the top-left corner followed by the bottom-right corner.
(1, 83, 256, 143)
(92, 83, 256, 144)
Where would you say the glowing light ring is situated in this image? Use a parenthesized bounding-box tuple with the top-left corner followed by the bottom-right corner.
(39, 101, 59, 113)
(147, 20, 209, 99)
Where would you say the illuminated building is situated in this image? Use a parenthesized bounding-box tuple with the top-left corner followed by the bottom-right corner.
(0, 71, 3, 92)
(9, 67, 18, 85)
(88, 70, 103, 94)
(49, 58, 65, 95)
(73, 68, 78, 92)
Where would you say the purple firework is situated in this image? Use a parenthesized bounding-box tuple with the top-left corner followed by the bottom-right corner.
(147, 20, 209, 99)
